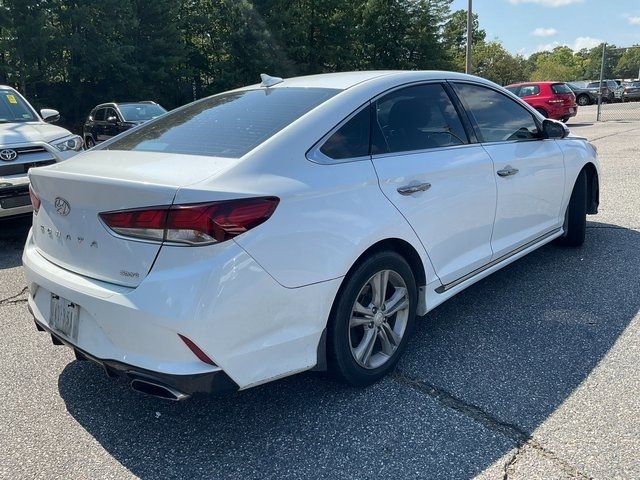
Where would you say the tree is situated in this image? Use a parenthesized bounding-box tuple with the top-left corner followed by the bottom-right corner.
(530, 46, 581, 81)
(615, 46, 640, 79)
(473, 41, 527, 85)
(443, 9, 486, 71)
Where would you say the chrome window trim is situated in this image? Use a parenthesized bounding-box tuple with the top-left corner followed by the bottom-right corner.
(371, 142, 479, 160)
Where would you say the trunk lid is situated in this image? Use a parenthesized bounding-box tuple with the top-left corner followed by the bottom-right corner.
(29, 150, 237, 287)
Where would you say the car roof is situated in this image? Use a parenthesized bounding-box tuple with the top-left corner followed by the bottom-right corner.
(237, 70, 499, 91)
(94, 101, 158, 109)
(506, 81, 563, 87)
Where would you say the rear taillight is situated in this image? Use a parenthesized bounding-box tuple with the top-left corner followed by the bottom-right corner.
(29, 185, 40, 214)
(99, 197, 279, 245)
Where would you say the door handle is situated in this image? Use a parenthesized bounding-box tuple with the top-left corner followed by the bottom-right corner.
(497, 166, 519, 177)
(397, 182, 431, 195)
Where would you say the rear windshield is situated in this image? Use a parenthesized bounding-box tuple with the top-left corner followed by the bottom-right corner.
(551, 83, 572, 94)
(105, 87, 339, 158)
(118, 103, 167, 122)
(0, 90, 37, 122)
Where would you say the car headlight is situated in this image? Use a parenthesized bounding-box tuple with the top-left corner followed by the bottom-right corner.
(51, 135, 84, 152)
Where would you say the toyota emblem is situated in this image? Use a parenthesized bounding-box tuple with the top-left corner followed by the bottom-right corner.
(0, 149, 17, 161)
(54, 197, 71, 216)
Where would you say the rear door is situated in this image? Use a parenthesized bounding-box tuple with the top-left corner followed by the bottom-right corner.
(371, 82, 497, 285)
(451, 82, 565, 258)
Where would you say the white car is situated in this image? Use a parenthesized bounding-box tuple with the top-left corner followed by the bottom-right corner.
(0, 86, 83, 218)
(23, 71, 600, 400)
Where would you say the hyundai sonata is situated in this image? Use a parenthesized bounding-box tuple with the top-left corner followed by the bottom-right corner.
(23, 71, 599, 400)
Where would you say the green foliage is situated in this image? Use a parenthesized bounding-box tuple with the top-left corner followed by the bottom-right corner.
(0, 1, 637, 130)
(614, 46, 640, 78)
(473, 41, 528, 86)
(442, 9, 486, 71)
(530, 46, 581, 82)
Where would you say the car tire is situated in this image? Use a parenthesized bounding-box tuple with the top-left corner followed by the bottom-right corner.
(577, 95, 590, 106)
(561, 117, 569, 123)
(327, 251, 417, 386)
(556, 169, 587, 247)
(85, 136, 96, 149)
(535, 108, 548, 118)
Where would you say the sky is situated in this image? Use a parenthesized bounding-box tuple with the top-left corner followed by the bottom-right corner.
(450, 0, 640, 56)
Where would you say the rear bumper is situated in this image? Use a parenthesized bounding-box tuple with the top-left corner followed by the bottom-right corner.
(22, 228, 341, 390)
(548, 105, 578, 120)
(31, 310, 238, 396)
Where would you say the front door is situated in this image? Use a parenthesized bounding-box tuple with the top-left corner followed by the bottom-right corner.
(451, 82, 565, 258)
(371, 83, 497, 286)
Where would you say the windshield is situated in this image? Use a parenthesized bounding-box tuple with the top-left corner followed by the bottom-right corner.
(119, 103, 167, 122)
(106, 87, 340, 158)
(0, 90, 37, 123)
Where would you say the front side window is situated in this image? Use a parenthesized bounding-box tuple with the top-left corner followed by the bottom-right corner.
(453, 83, 540, 143)
(319, 107, 370, 160)
(106, 87, 339, 158)
(372, 83, 468, 154)
(0, 90, 36, 122)
(105, 108, 119, 121)
(93, 108, 106, 121)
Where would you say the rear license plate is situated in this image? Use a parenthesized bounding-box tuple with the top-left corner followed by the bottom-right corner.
(569, 108, 575, 113)
(49, 294, 79, 341)
(0, 194, 31, 209)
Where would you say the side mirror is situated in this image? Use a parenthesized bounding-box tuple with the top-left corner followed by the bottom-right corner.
(542, 118, 569, 139)
(40, 108, 60, 124)
(106, 116, 118, 124)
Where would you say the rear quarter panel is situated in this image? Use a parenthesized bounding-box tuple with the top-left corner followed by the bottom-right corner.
(174, 77, 441, 289)
(556, 137, 599, 215)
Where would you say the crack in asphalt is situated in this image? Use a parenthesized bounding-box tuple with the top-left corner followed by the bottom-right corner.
(0, 286, 28, 306)
(589, 126, 640, 142)
(392, 371, 592, 480)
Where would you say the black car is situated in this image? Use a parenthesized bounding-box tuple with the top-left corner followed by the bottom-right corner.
(83, 101, 166, 148)
(568, 80, 621, 106)
(567, 82, 598, 106)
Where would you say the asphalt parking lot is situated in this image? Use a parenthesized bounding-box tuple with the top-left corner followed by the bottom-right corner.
(1, 119, 638, 479)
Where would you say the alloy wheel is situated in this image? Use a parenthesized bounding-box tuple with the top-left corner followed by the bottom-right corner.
(348, 269, 410, 369)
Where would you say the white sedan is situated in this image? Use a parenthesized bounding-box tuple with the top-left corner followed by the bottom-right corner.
(23, 71, 600, 400)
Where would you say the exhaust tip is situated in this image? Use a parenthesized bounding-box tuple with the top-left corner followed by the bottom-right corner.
(130, 379, 190, 401)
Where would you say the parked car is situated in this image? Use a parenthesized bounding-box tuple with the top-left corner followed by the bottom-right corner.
(588, 80, 620, 103)
(0, 86, 83, 219)
(621, 81, 640, 102)
(24, 71, 599, 400)
(567, 82, 599, 106)
(505, 81, 577, 122)
(83, 101, 166, 148)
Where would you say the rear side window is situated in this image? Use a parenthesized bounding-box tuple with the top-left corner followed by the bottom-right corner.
(518, 85, 540, 97)
(106, 88, 339, 158)
(453, 83, 539, 143)
(320, 107, 370, 159)
(551, 83, 572, 94)
(505, 86, 520, 96)
(372, 83, 468, 154)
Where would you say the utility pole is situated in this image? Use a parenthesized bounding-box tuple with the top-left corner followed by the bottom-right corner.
(597, 43, 605, 122)
(465, 0, 473, 74)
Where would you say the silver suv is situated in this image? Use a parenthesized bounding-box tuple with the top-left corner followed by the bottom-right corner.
(0, 86, 83, 218)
